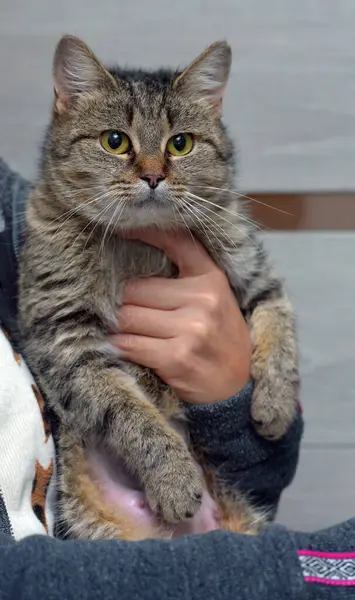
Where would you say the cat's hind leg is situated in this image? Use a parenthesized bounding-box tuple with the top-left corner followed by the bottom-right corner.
(203, 467, 268, 535)
(57, 429, 169, 541)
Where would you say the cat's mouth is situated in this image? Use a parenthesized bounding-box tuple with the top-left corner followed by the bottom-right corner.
(94, 181, 190, 232)
(132, 190, 168, 208)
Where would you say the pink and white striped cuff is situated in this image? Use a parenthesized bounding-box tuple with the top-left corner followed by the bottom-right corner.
(299, 550, 355, 586)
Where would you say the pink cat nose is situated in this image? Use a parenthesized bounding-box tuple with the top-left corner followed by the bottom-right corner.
(140, 172, 165, 189)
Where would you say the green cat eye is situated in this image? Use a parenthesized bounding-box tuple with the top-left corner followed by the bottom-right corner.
(100, 130, 131, 155)
(167, 133, 194, 156)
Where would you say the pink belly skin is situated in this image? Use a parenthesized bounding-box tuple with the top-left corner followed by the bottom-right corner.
(87, 447, 221, 538)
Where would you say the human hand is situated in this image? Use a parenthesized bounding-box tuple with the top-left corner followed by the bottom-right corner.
(110, 230, 251, 405)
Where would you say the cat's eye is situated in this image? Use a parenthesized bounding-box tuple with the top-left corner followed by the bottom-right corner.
(166, 133, 194, 156)
(100, 130, 131, 155)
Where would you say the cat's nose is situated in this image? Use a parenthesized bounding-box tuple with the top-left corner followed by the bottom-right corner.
(140, 172, 165, 189)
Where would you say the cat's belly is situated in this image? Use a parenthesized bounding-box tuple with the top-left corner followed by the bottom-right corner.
(86, 445, 221, 538)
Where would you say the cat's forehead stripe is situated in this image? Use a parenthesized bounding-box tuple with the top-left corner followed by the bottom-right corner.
(108, 66, 174, 123)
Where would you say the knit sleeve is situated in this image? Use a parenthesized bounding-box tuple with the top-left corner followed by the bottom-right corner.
(0, 158, 31, 339)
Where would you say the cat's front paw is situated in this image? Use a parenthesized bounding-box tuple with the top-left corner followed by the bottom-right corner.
(251, 379, 297, 440)
(146, 451, 203, 524)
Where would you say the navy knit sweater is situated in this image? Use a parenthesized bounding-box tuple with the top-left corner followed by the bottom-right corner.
(1, 158, 354, 599)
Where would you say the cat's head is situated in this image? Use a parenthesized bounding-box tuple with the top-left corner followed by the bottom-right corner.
(45, 35, 235, 231)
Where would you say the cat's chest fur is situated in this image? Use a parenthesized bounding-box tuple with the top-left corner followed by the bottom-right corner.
(107, 237, 175, 281)
(95, 236, 177, 329)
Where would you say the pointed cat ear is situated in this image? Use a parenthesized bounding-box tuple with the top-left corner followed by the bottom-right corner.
(53, 35, 115, 112)
(174, 42, 231, 115)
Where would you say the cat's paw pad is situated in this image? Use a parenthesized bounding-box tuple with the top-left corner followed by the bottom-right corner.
(251, 382, 297, 440)
(147, 459, 203, 524)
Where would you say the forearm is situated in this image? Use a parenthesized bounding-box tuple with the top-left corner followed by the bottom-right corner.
(184, 381, 303, 516)
(0, 527, 305, 600)
(1, 508, 354, 599)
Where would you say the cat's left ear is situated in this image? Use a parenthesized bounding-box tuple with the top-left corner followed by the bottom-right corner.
(174, 41, 231, 116)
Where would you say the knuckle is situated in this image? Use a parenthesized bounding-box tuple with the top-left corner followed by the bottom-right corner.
(123, 279, 139, 301)
(190, 317, 210, 341)
(201, 290, 220, 314)
(119, 333, 136, 351)
(118, 306, 133, 329)
(175, 343, 192, 370)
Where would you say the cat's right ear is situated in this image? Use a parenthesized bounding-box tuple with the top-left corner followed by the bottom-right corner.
(53, 35, 116, 113)
(174, 41, 231, 116)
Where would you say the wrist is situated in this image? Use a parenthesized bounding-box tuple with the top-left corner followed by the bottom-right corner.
(182, 364, 251, 406)
(209, 368, 251, 405)
(203, 332, 252, 405)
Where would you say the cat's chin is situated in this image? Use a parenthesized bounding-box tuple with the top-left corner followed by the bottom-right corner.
(115, 211, 179, 232)
(110, 196, 187, 233)
(86, 446, 221, 539)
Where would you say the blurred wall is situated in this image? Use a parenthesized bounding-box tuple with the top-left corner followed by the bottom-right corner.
(1, 0, 355, 190)
(1, 0, 355, 532)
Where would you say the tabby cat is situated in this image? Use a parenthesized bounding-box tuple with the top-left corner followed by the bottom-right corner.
(19, 35, 299, 540)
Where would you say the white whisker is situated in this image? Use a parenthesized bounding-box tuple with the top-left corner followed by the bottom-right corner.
(82, 197, 119, 252)
(177, 197, 237, 268)
(177, 198, 214, 248)
(68, 196, 117, 253)
(51, 188, 112, 236)
(174, 198, 201, 250)
(100, 199, 127, 257)
(187, 190, 266, 233)
(186, 191, 262, 253)
(187, 200, 239, 250)
(183, 196, 249, 264)
(192, 185, 291, 216)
